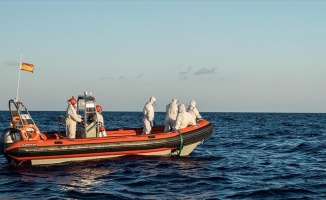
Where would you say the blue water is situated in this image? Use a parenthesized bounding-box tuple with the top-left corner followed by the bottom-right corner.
(0, 111, 325, 199)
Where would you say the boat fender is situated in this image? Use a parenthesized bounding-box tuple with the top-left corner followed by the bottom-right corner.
(20, 124, 42, 141)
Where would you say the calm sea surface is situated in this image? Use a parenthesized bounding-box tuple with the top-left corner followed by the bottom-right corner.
(0, 111, 325, 199)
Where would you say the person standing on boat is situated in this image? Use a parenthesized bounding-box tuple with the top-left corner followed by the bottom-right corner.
(173, 104, 196, 131)
(96, 105, 107, 137)
(187, 100, 202, 121)
(142, 96, 156, 134)
(66, 97, 82, 138)
(164, 98, 179, 132)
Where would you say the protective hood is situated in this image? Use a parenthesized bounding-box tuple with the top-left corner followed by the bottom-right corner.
(190, 100, 196, 107)
(172, 99, 178, 105)
(178, 104, 185, 113)
(67, 101, 76, 108)
(149, 96, 156, 106)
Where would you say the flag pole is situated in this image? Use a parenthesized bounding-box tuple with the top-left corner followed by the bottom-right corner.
(16, 52, 23, 102)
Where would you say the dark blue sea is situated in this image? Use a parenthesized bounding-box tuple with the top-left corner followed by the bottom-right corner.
(0, 111, 325, 199)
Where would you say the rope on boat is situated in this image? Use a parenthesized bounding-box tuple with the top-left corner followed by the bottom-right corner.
(177, 130, 184, 156)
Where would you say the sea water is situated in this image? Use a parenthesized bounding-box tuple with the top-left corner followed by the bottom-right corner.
(0, 111, 325, 199)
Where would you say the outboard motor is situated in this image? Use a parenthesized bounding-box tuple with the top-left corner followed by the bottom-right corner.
(0, 128, 22, 154)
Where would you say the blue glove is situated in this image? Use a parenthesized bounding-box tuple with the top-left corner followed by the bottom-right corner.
(150, 121, 154, 128)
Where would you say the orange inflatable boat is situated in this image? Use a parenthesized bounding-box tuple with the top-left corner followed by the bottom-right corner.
(0, 93, 213, 166)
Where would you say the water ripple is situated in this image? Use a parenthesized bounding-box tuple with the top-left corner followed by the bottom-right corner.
(0, 112, 326, 199)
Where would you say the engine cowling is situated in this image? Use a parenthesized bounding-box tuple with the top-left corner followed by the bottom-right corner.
(0, 128, 22, 153)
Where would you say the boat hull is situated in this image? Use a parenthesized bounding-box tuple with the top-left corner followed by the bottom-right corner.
(2, 120, 213, 166)
(29, 142, 202, 165)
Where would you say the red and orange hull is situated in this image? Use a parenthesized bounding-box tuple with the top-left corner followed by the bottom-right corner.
(2, 120, 213, 166)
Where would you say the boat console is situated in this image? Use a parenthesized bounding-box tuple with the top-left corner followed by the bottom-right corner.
(76, 91, 101, 138)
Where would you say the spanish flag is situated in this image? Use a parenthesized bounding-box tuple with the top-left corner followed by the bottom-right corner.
(20, 62, 34, 73)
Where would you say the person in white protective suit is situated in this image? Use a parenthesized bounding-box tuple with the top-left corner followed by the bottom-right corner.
(142, 96, 156, 134)
(173, 104, 196, 131)
(66, 96, 82, 138)
(96, 105, 107, 137)
(187, 100, 202, 122)
(164, 98, 179, 132)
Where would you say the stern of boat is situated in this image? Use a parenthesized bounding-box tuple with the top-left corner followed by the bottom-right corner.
(0, 128, 22, 153)
(0, 128, 23, 165)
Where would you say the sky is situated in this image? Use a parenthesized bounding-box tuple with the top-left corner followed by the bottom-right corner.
(1, 0, 325, 113)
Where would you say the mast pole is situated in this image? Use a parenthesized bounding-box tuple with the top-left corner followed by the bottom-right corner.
(15, 52, 22, 102)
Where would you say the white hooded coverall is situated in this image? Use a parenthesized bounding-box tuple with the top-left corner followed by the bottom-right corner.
(96, 112, 107, 137)
(142, 96, 156, 134)
(187, 100, 202, 121)
(174, 104, 196, 130)
(164, 98, 178, 132)
(66, 103, 82, 138)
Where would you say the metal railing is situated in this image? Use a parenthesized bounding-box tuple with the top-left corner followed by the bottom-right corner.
(58, 116, 66, 138)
